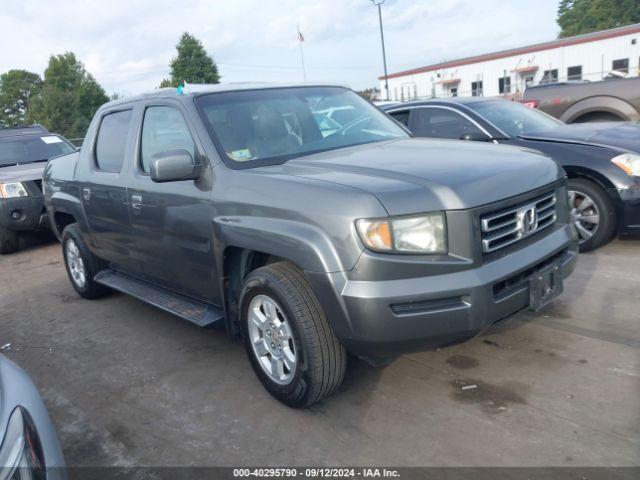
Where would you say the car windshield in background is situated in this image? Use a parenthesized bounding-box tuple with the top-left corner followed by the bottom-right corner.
(0, 135, 75, 167)
(466, 100, 563, 138)
(196, 87, 407, 166)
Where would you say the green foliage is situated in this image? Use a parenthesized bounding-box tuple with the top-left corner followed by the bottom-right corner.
(357, 87, 380, 101)
(161, 32, 220, 88)
(28, 52, 109, 139)
(0, 70, 42, 127)
(557, 0, 640, 37)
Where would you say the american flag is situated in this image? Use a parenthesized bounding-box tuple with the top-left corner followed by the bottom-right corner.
(297, 29, 304, 42)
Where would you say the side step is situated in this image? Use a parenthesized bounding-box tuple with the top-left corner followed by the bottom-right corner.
(94, 270, 224, 328)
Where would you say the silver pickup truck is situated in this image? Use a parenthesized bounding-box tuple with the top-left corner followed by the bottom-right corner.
(522, 77, 640, 123)
(44, 83, 578, 407)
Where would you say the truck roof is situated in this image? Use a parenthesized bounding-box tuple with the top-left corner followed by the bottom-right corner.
(105, 82, 350, 109)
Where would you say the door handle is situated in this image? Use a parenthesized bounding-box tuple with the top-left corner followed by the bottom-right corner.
(82, 187, 91, 201)
(131, 194, 143, 210)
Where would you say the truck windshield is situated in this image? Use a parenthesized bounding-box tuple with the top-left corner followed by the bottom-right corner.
(0, 135, 75, 167)
(466, 100, 563, 137)
(196, 87, 407, 166)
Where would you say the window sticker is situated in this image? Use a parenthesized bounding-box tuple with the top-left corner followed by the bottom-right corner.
(41, 136, 63, 144)
(228, 149, 253, 161)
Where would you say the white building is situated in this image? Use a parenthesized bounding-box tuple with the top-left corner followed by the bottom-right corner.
(380, 23, 640, 101)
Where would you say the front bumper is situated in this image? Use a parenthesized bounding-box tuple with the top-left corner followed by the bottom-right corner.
(615, 186, 640, 235)
(0, 197, 49, 232)
(309, 224, 578, 357)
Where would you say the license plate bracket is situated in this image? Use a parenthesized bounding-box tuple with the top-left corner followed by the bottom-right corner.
(529, 262, 563, 311)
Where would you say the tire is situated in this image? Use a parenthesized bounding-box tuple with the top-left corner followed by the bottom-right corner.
(568, 178, 616, 252)
(0, 227, 19, 254)
(240, 261, 347, 408)
(61, 223, 108, 299)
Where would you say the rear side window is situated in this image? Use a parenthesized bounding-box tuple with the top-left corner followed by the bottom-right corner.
(95, 109, 133, 172)
(140, 106, 195, 173)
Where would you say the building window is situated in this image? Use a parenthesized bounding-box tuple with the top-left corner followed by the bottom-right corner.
(612, 58, 629, 73)
(450, 87, 458, 97)
(567, 66, 582, 81)
(471, 81, 483, 97)
(542, 69, 558, 84)
(498, 76, 511, 94)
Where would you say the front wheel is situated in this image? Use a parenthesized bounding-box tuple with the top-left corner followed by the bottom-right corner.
(240, 261, 346, 408)
(568, 178, 616, 252)
(0, 227, 19, 254)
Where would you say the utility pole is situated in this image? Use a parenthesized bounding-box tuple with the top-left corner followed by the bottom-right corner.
(297, 23, 307, 81)
(371, 0, 389, 100)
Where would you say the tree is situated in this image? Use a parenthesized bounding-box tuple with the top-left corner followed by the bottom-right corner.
(28, 52, 108, 139)
(0, 70, 42, 127)
(557, 0, 640, 37)
(160, 32, 220, 88)
(357, 87, 380, 101)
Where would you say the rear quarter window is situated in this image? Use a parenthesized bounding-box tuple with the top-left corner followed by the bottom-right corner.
(95, 109, 133, 172)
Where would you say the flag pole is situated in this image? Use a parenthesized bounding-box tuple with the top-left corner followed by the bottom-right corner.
(297, 23, 307, 81)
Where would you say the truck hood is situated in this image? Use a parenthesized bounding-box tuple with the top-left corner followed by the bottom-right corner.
(520, 122, 640, 154)
(0, 162, 46, 183)
(274, 138, 563, 215)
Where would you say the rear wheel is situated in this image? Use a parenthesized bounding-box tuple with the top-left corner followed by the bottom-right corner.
(240, 261, 347, 408)
(572, 112, 622, 123)
(62, 224, 108, 299)
(0, 227, 19, 254)
(568, 178, 616, 252)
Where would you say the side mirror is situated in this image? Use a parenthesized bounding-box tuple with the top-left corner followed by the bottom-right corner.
(460, 131, 493, 142)
(150, 149, 202, 183)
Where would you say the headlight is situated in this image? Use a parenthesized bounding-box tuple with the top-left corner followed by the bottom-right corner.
(0, 408, 45, 480)
(611, 153, 640, 176)
(356, 213, 447, 254)
(0, 182, 29, 199)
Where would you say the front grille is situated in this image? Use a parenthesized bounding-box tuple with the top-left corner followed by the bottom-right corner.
(481, 192, 557, 253)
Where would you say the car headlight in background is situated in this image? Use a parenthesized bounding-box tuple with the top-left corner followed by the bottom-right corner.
(356, 213, 447, 254)
(611, 153, 640, 176)
(0, 182, 29, 199)
(0, 408, 45, 480)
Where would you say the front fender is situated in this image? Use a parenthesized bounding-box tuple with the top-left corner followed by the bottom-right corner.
(214, 215, 361, 273)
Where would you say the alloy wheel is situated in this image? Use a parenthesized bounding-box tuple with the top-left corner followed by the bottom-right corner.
(568, 189, 600, 243)
(247, 294, 297, 385)
(66, 239, 86, 288)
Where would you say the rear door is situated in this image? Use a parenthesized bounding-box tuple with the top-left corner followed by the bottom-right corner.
(127, 101, 219, 304)
(82, 108, 143, 275)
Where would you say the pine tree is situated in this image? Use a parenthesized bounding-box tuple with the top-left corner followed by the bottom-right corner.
(160, 32, 220, 88)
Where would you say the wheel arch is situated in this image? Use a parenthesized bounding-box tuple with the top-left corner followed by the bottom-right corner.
(561, 96, 638, 123)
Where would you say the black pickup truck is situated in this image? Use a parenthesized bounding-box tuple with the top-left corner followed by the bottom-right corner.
(0, 125, 76, 253)
(44, 83, 578, 407)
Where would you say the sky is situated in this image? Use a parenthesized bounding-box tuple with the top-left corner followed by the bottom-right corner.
(0, 0, 561, 97)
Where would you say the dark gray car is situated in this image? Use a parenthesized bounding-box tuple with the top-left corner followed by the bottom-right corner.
(0, 354, 67, 479)
(44, 83, 578, 407)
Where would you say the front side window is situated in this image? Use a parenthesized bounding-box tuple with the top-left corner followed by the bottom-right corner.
(196, 87, 407, 167)
(389, 110, 410, 126)
(410, 108, 483, 139)
(0, 135, 74, 167)
(95, 110, 133, 172)
(466, 100, 562, 137)
(140, 106, 195, 173)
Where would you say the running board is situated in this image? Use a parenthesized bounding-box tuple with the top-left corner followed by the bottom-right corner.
(94, 270, 224, 328)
